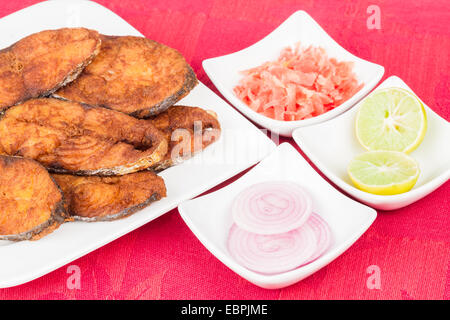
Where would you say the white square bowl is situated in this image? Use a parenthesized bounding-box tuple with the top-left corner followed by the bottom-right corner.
(178, 143, 377, 289)
(293, 76, 450, 211)
(0, 0, 276, 289)
(202, 10, 385, 137)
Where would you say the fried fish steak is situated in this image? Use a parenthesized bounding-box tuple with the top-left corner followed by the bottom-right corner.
(0, 156, 66, 241)
(0, 98, 168, 176)
(0, 28, 101, 111)
(150, 105, 221, 171)
(52, 171, 166, 221)
(54, 35, 198, 118)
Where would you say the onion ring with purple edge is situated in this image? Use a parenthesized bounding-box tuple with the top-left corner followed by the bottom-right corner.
(231, 181, 313, 235)
(301, 213, 332, 265)
(227, 223, 317, 274)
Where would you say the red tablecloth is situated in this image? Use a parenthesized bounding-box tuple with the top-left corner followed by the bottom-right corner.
(0, 0, 448, 300)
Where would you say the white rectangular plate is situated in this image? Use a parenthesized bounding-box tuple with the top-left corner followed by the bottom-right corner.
(0, 0, 276, 288)
(179, 143, 377, 289)
(293, 76, 450, 210)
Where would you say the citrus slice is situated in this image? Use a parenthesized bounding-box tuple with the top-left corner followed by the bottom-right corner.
(355, 87, 427, 153)
(348, 151, 420, 195)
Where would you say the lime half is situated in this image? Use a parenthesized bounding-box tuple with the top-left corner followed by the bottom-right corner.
(356, 88, 427, 153)
(348, 151, 420, 195)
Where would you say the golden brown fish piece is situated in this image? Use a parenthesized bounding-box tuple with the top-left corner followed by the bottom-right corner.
(0, 28, 101, 111)
(0, 98, 168, 176)
(52, 172, 166, 221)
(54, 35, 198, 118)
(0, 156, 66, 241)
(150, 105, 221, 171)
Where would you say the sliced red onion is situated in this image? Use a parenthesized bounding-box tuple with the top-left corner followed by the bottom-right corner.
(231, 181, 313, 235)
(227, 223, 317, 274)
(301, 213, 332, 265)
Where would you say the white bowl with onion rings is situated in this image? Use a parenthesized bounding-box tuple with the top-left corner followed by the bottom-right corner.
(178, 143, 377, 289)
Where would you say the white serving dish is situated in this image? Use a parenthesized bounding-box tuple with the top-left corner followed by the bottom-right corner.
(0, 0, 276, 288)
(203, 10, 385, 137)
(293, 76, 450, 210)
(178, 143, 377, 289)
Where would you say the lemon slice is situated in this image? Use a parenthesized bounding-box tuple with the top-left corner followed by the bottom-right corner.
(356, 88, 427, 153)
(348, 151, 420, 195)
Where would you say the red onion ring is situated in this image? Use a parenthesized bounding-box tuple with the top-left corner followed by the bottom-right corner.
(231, 181, 313, 235)
(301, 213, 332, 265)
(227, 223, 317, 274)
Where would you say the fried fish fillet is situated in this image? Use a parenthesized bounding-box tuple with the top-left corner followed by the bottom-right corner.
(0, 28, 101, 111)
(54, 35, 198, 118)
(0, 156, 66, 241)
(150, 105, 221, 171)
(0, 98, 168, 176)
(52, 171, 166, 221)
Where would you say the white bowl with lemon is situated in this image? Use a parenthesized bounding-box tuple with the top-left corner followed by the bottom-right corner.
(293, 76, 450, 210)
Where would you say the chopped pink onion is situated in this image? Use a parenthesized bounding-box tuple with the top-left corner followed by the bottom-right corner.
(231, 181, 313, 235)
(227, 223, 317, 274)
(301, 213, 332, 265)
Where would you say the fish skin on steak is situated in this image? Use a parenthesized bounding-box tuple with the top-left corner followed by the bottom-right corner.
(0, 156, 67, 241)
(150, 105, 221, 171)
(52, 171, 166, 221)
(0, 98, 168, 176)
(54, 35, 198, 118)
(0, 28, 101, 111)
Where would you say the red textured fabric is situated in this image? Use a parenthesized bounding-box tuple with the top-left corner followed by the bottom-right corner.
(0, 0, 449, 300)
